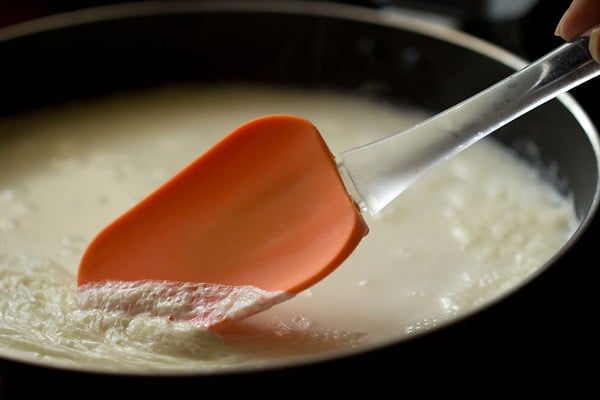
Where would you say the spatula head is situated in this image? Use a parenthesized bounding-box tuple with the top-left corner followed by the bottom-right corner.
(78, 114, 368, 294)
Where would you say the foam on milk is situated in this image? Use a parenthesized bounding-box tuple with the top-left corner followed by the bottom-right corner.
(0, 84, 579, 373)
(77, 280, 293, 330)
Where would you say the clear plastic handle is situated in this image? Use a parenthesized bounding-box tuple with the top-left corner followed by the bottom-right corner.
(338, 36, 600, 215)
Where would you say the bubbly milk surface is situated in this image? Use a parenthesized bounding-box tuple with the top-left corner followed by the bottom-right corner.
(0, 84, 579, 373)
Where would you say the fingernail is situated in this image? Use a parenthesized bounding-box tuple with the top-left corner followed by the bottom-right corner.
(590, 26, 600, 63)
(555, 10, 569, 37)
(555, 19, 563, 37)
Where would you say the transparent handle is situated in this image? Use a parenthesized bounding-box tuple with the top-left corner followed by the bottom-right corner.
(338, 36, 600, 215)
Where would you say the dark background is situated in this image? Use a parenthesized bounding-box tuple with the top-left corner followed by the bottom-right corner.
(0, 0, 597, 394)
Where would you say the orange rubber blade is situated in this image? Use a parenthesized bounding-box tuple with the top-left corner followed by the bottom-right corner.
(78, 114, 369, 294)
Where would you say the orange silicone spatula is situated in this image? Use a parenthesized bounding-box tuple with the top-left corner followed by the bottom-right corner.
(77, 114, 369, 330)
(77, 37, 600, 330)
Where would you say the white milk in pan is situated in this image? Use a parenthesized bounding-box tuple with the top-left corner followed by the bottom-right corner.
(0, 84, 578, 373)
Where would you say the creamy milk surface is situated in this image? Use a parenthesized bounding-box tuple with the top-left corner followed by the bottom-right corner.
(0, 84, 579, 373)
